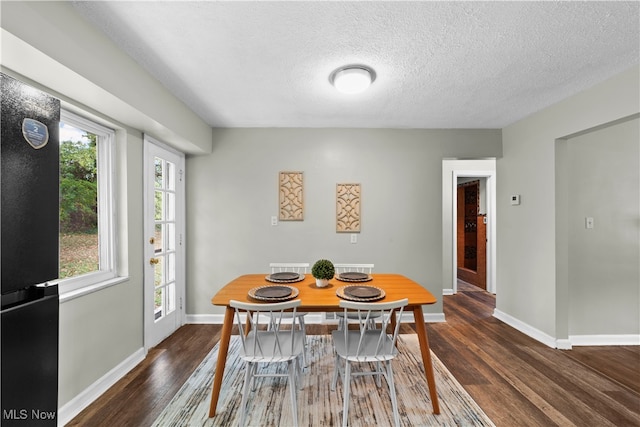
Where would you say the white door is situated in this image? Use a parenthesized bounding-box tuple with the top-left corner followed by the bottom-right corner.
(144, 136, 185, 349)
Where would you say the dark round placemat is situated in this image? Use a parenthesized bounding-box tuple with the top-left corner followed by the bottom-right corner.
(254, 286, 293, 299)
(344, 286, 381, 299)
(269, 272, 300, 280)
(340, 272, 369, 280)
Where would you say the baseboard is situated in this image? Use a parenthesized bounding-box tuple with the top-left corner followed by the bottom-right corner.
(556, 339, 573, 350)
(187, 313, 226, 324)
(569, 334, 640, 346)
(443, 288, 454, 296)
(493, 309, 557, 348)
(57, 347, 146, 427)
(493, 309, 640, 349)
(186, 311, 446, 324)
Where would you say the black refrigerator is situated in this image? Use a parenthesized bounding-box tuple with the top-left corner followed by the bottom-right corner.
(1, 73, 60, 426)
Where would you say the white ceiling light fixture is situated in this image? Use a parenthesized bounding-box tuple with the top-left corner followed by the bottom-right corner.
(330, 65, 376, 94)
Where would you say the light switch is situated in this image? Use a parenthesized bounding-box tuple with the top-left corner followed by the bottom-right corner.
(585, 217, 594, 229)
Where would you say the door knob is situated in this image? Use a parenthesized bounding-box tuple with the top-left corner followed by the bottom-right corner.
(149, 257, 160, 265)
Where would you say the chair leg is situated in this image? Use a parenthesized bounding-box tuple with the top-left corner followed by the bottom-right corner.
(288, 359, 299, 427)
(299, 317, 308, 368)
(342, 361, 351, 427)
(368, 318, 377, 330)
(239, 362, 253, 427)
(331, 353, 341, 391)
(250, 363, 259, 392)
(296, 355, 304, 390)
(375, 361, 382, 387)
(385, 361, 400, 427)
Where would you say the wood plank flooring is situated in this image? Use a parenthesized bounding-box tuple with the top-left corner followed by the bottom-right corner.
(428, 282, 639, 426)
(68, 282, 639, 426)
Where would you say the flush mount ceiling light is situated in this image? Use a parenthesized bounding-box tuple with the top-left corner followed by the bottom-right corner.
(330, 65, 376, 94)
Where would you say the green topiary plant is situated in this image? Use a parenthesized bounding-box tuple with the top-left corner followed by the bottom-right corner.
(311, 259, 335, 280)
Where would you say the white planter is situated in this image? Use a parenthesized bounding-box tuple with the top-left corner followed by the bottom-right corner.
(315, 278, 330, 288)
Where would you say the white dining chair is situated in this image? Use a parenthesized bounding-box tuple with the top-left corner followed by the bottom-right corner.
(333, 263, 379, 330)
(334, 263, 374, 275)
(267, 262, 310, 367)
(269, 262, 309, 274)
(331, 298, 408, 427)
(230, 299, 306, 427)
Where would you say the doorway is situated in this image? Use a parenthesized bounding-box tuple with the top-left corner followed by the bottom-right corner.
(443, 159, 496, 295)
(143, 136, 186, 350)
(456, 179, 487, 289)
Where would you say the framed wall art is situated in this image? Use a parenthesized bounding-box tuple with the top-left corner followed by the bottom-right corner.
(279, 171, 304, 221)
(336, 183, 361, 232)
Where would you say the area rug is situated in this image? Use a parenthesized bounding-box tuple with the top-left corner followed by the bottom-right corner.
(153, 335, 495, 426)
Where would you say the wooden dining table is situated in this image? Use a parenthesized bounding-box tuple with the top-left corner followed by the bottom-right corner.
(208, 273, 440, 417)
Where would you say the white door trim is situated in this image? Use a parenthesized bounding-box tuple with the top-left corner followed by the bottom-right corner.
(143, 135, 186, 351)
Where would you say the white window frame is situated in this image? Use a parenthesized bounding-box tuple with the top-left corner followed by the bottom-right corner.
(58, 109, 121, 300)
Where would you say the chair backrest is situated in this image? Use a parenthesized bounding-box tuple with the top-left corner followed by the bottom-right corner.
(230, 299, 303, 361)
(269, 263, 310, 274)
(334, 263, 374, 274)
(338, 298, 408, 360)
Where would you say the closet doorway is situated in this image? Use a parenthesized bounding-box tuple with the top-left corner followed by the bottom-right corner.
(445, 160, 496, 295)
(457, 179, 487, 289)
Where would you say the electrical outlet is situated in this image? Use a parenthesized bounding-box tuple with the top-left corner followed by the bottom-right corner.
(350, 234, 357, 244)
(585, 217, 594, 229)
(271, 216, 278, 226)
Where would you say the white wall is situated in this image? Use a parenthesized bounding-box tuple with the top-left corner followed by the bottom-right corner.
(186, 129, 501, 318)
(498, 66, 639, 347)
(566, 118, 639, 338)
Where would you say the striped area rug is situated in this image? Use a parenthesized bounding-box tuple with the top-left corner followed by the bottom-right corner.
(153, 334, 495, 426)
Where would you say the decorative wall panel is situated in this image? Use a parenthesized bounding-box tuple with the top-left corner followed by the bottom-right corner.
(336, 183, 361, 232)
(279, 171, 304, 221)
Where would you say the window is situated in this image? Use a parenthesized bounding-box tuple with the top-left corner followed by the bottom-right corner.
(58, 110, 117, 296)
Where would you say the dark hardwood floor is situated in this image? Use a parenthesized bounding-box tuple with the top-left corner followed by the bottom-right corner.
(428, 282, 639, 426)
(68, 281, 639, 426)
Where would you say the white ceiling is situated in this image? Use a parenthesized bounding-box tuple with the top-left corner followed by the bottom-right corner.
(71, 1, 639, 129)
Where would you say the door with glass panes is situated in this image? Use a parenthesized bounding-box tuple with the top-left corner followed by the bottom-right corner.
(144, 136, 185, 349)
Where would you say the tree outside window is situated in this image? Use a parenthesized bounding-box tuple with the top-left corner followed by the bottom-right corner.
(59, 123, 98, 279)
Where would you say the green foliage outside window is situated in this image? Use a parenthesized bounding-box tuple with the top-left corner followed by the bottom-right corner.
(59, 132, 99, 278)
(59, 135, 97, 232)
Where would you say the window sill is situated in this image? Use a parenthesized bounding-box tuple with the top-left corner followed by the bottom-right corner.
(60, 276, 128, 304)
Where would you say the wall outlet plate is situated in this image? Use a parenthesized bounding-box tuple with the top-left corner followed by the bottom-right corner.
(510, 194, 520, 205)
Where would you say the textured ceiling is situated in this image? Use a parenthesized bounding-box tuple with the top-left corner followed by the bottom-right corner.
(72, 1, 639, 129)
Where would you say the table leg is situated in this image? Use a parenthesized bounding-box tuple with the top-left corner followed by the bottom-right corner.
(208, 306, 234, 417)
(245, 310, 252, 334)
(390, 310, 397, 335)
(413, 306, 440, 414)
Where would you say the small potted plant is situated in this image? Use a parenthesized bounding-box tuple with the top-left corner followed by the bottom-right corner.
(311, 259, 335, 288)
